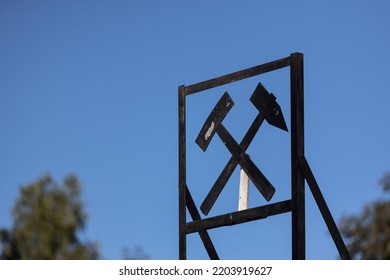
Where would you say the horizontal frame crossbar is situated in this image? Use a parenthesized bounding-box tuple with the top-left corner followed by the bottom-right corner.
(184, 56, 291, 95)
(186, 199, 292, 234)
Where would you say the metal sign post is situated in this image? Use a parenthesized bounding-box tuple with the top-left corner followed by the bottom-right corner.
(178, 52, 350, 260)
(238, 168, 249, 211)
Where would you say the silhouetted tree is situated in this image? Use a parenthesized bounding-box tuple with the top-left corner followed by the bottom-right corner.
(122, 245, 150, 260)
(0, 174, 99, 259)
(339, 172, 390, 259)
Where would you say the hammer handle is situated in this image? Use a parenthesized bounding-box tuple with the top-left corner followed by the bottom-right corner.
(217, 124, 275, 201)
(200, 113, 265, 215)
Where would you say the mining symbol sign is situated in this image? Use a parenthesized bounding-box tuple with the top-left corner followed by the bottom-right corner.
(178, 53, 351, 260)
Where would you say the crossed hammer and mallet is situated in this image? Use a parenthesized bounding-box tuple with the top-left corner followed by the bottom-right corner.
(196, 83, 288, 216)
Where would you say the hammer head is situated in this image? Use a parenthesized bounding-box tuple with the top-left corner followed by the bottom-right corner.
(250, 83, 288, 132)
(196, 92, 234, 152)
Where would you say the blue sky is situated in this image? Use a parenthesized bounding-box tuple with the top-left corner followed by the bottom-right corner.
(1, 1, 389, 260)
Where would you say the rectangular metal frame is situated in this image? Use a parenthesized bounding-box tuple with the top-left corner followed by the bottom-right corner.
(178, 52, 350, 260)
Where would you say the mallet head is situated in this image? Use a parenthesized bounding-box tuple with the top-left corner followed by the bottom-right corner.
(196, 92, 234, 152)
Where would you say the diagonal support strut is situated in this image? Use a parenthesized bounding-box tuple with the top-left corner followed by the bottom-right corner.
(298, 156, 351, 260)
(185, 185, 219, 259)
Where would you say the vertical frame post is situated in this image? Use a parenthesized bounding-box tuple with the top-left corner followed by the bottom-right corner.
(178, 85, 187, 260)
(290, 52, 305, 259)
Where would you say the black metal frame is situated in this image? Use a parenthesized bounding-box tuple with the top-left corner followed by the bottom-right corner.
(178, 52, 350, 260)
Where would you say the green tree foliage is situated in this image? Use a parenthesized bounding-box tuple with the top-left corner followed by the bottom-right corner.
(0, 174, 99, 259)
(339, 172, 390, 259)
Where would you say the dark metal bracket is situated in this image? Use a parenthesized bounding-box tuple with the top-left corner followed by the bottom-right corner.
(178, 52, 351, 260)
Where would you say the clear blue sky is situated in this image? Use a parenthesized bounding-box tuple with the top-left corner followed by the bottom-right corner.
(1, 0, 389, 260)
